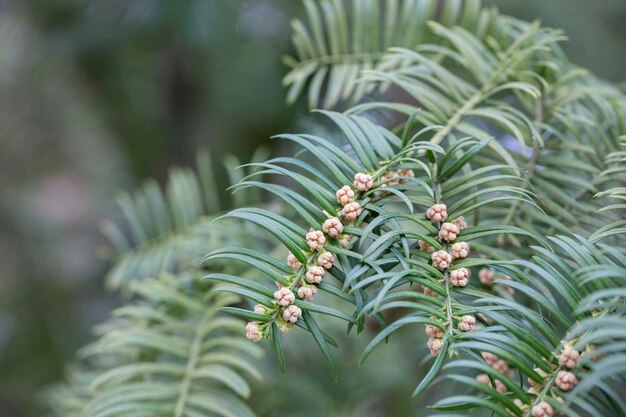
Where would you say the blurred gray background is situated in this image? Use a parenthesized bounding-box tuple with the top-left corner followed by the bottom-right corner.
(0, 1, 624, 416)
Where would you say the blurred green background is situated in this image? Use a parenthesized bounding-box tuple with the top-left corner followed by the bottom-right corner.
(0, 1, 624, 416)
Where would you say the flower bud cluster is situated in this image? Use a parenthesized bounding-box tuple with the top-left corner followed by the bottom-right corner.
(453, 216, 467, 230)
(482, 352, 512, 375)
(476, 352, 513, 393)
(451, 242, 469, 259)
(555, 370, 578, 391)
(478, 268, 515, 294)
(531, 402, 554, 417)
(458, 314, 477, 332)
(424, 322, 444, 339)
(479, 268, 495, 285)
(419, 204, 477, 355)
(247, 288, 302, 337)
(431, 250, 452, 270)
(322, 217, 343, 238)
(246, 171, 381, 341)
(353, 173, 373, 192)
(379, 168, 415, 187)
(336, 173, 374, 224)
(426, 203, 447, 222)
(427, 337, 443, 356)
(450, 268, 470, 287)
(523, 345, 582, 415)
(559, 346, 580, 369)
(245, 322, 263, 342)
(553, 345, 580, 392)
(438, 222, 460, 242)
(476, 374, 508, 393)
(417, 240, 434, 253)
(425, 320, 445, 357)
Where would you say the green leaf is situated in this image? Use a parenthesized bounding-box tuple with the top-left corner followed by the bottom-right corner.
(271, 323, 287, 375)
(413, 337, 449, 397)
(302, 311, 339, 382)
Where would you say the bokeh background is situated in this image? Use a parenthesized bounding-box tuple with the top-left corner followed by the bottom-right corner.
(0, 1, 624, 416)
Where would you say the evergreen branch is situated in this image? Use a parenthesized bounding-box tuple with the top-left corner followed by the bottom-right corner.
(284, 0, 498, 109)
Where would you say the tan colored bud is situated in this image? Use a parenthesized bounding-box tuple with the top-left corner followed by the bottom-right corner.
(426, 203, 447, 222)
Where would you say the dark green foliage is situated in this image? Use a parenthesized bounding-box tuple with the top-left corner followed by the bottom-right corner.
(208, 1, 626, 416)
(46, 1, 626, 417)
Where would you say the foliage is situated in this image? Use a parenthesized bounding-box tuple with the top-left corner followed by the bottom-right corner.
(47, 1, 626, 417)
(209, 1, 626, 416)
(44, 154, 267, 417)
(283, 0, 500, 109)
(101, 149, 267, 290)
(46, 275, 263, 417)
(438, 234, 626, 416)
